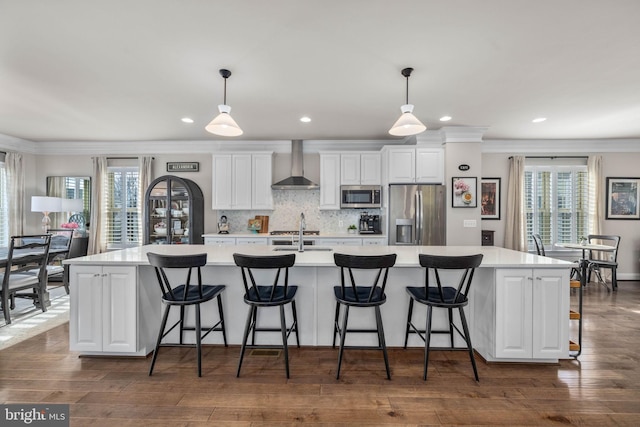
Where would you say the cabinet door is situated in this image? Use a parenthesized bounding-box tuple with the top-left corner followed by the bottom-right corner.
(341, 154, 361, 185)
(212, 155, 232, 210)
(495, 269, 533, 359)
(232, 154, 252, 209)
(415, 148, 444, 183)
(102, 266, 137, 353)
(532, 269, 569, 359)
(360, 153, 381, 185)
(69, 266, 104, 352)
(387, 148, 416, 183)
(251, 153, 274, 209)
(320, 154, 341, 210)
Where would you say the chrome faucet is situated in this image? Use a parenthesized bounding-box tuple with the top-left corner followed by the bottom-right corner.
(298, 212, 306, 252)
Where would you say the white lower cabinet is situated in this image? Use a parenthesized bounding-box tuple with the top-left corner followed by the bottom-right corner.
(70, 265, 137, 353)
(494, 268, 569, 359)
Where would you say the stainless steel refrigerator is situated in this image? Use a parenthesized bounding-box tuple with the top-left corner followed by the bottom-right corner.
(388, 184, 446, 246)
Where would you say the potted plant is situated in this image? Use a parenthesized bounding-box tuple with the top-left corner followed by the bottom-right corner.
(348, 224, 357, 234)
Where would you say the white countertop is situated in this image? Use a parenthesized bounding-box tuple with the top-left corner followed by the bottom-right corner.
(66, 244, 573, 269)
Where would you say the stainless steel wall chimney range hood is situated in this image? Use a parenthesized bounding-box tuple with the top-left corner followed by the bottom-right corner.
(271, 140, 319, 190)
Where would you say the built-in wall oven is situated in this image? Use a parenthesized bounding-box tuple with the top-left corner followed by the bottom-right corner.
(340, 185, 382, 208)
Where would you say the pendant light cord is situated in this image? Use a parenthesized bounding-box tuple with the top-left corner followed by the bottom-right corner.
(405, 75, 409, 105)
(223, 77, 227, 105)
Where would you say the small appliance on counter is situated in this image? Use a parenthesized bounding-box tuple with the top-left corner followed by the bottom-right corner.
(359, 212, 382, 234)
(218, 215, 229, 234)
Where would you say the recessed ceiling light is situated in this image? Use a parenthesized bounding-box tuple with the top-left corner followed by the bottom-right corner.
(300, 116, 311, 123)
(532, 117, 546, 123)
(439, 116, 452, 122)
(181, 117, 194, 124)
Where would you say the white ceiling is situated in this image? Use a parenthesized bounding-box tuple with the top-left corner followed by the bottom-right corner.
(2, 0, 640, 143)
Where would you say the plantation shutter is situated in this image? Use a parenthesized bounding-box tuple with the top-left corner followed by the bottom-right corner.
(106, 166, 140, 249)
(0, 159, 8, 246)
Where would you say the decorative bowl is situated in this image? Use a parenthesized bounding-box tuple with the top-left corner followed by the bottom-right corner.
(174, 228, 184, 235)
(171, 209, 182, 217)
(155, 228, 167, 235)
(155, 208, 167, 216)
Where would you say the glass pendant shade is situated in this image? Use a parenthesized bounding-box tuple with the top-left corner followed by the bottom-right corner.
(205, 104, 243, 137)
(389, 104, 427, 136)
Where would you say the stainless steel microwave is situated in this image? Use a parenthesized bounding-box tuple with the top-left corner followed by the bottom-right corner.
(340, 185, 382, 208)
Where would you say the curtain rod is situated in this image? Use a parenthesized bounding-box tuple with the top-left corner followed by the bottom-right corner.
(91, 156, 155, 160)
(508, 155, 588, 159)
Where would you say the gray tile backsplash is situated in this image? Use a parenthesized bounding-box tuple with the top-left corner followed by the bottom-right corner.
(216, 190, 381, 234)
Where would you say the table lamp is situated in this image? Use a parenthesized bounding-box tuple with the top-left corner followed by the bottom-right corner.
(31, 196, 62, 232)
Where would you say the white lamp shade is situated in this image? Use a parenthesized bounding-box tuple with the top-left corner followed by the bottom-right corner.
(31, 196, 62, 213)
(389, 104, 427, 136)
(205, 104, 243, 137)
(61, 198, 84, 212)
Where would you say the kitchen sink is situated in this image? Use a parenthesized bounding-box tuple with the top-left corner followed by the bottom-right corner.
(272, 247, 333, 252)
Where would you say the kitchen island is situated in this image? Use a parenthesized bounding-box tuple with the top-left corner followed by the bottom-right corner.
(66, 244, 572, 363)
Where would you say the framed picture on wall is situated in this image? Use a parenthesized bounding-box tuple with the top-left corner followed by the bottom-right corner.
(606, 177, 640, 219)
(481, 178, 501, 220)
(452, 177, 477, 208)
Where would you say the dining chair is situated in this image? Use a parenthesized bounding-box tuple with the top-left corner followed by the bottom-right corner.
(586, 235, 621, 290)
(0, 235, 52, 324)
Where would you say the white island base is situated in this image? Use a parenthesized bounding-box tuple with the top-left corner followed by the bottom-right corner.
(67, 245, 571, 363)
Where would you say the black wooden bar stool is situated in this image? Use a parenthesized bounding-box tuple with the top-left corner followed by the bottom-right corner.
(233, 253, 299, 378)
(147, 252, 227, 377)
(404, 253, 483, 381)
(332, 252, 397, 380)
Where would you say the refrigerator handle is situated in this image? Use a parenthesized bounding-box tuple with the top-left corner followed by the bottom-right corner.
(416, 190, 423, 245)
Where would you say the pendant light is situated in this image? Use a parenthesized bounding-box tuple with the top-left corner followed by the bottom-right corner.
(388, 67, 426, 136)
(205, 69, 243, 137)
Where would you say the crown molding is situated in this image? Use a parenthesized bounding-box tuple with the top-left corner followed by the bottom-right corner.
(482, 139, 640, 153)
(0, 133, 38, 153)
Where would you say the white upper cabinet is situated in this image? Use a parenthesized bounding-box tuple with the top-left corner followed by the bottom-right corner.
(386, 147, 443, 184)
(212, 152, 273, 210)
(340, 152, 381, 185)
(251, 153, 274, 210)
(360, 153, 382, 185)
(320, 153, 341, 210)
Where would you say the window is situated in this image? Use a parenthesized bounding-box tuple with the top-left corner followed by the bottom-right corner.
(525, 164, 588, 251)
(106, 166, 140, 249)
(0, 158, 8, 246)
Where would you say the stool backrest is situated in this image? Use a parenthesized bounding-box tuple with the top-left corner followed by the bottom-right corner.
(531, 234, 545, 256)
(333, 253, 397, 303)
(233, 253, 296, 302)
(147, 252, 207, 301)
(418, 254, 483, 303)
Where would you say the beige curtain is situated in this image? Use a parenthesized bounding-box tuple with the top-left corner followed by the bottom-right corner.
(88, 157, 107, 254)
(47, 176, 67, 228)
(504, 156, 526, 251)
(137, 156, 153, 243)
(6, 152, 24, 237)
(587, 155, 603, 235)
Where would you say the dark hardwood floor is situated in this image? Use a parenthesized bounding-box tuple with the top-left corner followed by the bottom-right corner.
(1, 281, 640, 426)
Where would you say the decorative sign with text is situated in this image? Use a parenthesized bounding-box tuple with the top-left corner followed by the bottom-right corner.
(167, 162, 199, 172)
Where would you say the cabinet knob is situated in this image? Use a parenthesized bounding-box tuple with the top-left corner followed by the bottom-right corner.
(102, 273, 108, 277)
(93, 273, 101, 277)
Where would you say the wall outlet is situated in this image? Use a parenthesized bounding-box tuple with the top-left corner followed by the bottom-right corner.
(338, 220, 344, 228)
(463, 220, 477, 228)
